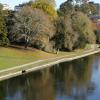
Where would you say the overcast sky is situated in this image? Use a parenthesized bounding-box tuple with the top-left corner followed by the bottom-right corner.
(0, 0, 100, 9)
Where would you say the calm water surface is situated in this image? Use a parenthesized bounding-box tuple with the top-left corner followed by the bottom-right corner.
(0, 54, 100, 100)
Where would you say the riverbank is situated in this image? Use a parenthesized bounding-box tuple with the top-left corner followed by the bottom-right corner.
(0, 46, 57, 69)
(0, 47, 100, 81)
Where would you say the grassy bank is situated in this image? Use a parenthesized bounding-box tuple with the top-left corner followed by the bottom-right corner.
(0, 45, 99, 70)
(0, 45, 100, 81)
(0, 47, 56, 69)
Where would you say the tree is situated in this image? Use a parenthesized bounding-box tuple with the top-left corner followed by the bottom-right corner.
(34, 0, 56, 8)
(55, 0, 96, 50)
(15, 0, 57, 18)
(58, 0, 96, 15)
(58, 1, 74, 16)
(72, 12, 96, 44)
(32, 0, 57, 18)
(0, 3, 9, 46)
(13, 6, 55, 51)
(88, 2, 96, 15)
(74, 0, 89, 4)
(80, 3, 96, 15)
(54, 15, 79, 51)
(54, 17, 65, 50)
(13, 6, 38, 48)
(5, 10, 15, 41)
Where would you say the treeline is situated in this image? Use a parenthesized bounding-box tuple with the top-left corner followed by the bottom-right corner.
(0, 0, 99, 52)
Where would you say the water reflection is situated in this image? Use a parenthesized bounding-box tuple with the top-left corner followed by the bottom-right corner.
(51, 57, 95, 100)
(0, 54, 100, 100)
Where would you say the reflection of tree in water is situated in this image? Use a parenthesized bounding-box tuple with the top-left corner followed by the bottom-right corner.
(0, 81, 7, 100)
(61, 58, 95, 100)
(51, 56, 96, 100)
(0, 68, 55, 100)
(0, 76, 27, 100)
(24, 68, 55, 100)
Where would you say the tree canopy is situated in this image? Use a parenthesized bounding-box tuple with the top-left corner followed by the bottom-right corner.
(32, 0, 57, 18)
(0, 0, 98, 52)
(13, 6, 55, 50)
(34, 0, 56, 8)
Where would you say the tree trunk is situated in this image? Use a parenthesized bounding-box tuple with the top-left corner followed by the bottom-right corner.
(24, 35, 29, 49)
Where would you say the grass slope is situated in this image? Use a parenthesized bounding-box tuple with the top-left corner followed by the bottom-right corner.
(0, 47, 56, 69)
(0, 44, 95, 70)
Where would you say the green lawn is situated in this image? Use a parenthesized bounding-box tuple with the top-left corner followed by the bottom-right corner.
(0, 47, 56, 70)
(0, 44, 94, 70)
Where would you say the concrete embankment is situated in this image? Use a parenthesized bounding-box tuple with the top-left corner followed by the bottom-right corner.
(0, 48, 100, 81)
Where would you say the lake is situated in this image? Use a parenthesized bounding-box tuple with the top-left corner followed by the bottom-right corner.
(0, 53, 100, 100)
